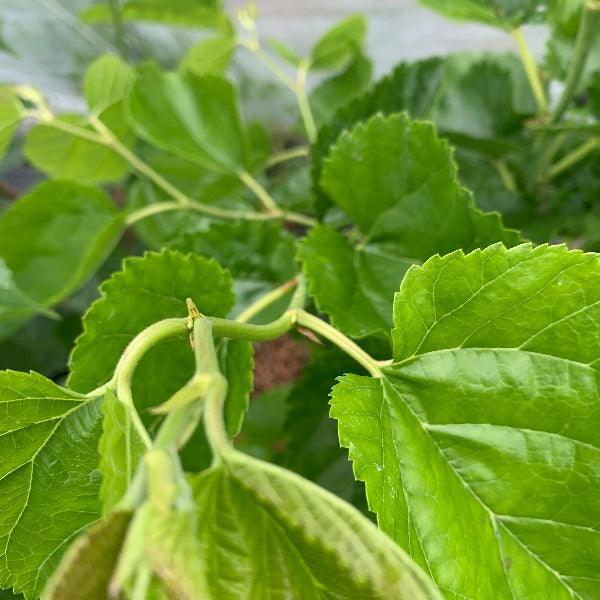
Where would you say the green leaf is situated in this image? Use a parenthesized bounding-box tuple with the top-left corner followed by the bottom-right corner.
(332, 243, 600, 599)
(309, 15, 367, 71)
(418, 0, 544, 30)
(0, 259, 53, 341)
(311, 57, 446, 216)
(301, 113, 522, 339)
(0, 89, 22, 164)
(589, 69, 600, 118)
(69, 249, 234, 403)
(191, 451, 441, 599)
(41, 511, 132, 600)
(267, 38, 302, 67)
(84, 53, 134, 112)
(127, 64, 250, 173)
(172, 220, 297, 316)
(98, 390, 146, 513)
(180, 34, 236, 76)
(0, 180, 124, 307)
(309, 54, 373, 128)
(0, 371, 103, 598)
(81, 0, 228, 29)
(24, 103, 133, 185)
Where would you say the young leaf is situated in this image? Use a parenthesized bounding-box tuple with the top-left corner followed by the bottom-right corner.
(0, 181, 124, 307)
(192, 451, 441, 599)
(180, 34, 236, 77)
(41, 511, 132, 600)
(0, 89, 22, 164)
(99, 390, 146, 513)
(332, 243, 600, 599)
(127, 64, 250, 173)
(309, 15, 367, 71)
(0, 371, 103, 598)
(24, 103, 133, 185)
(172, 220, 297, 315)
(84, 54, 134, 112)
(418, 0, 544, 30)
(267, 38, 302, 67)
(301, 113, 521, 339)
(0, 259, 52, 341)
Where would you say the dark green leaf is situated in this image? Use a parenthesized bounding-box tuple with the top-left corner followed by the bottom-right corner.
(309, 15, 366, 71)
(309, 54, 372, 128)
(172, 220, 297, 316)
(0, 372, 102, 599)
(333, 243, 600, 599)
(41, 511, 132, 600)
(0, 181, 124, 306)
(191, 451, 441, 599)
(127, 64, 249, 173)
(84, 53, 134, 112)
(589, 69, 600, 117)
(24, 103, 133, 185)
(301, 114, 522, 339)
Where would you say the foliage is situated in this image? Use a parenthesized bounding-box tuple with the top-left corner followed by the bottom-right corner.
(0, 0, 599, 598)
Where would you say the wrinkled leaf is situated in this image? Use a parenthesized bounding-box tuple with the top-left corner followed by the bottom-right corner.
(333, 243, 600, 600)
(0, 372, 102, 599)
(301, 113, 521, 339)
(0, 180, 124, 306)
(192, 450, 440, 599)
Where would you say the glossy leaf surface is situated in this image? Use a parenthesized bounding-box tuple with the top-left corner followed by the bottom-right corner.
(301, 114, 521, 338)
(0, 372, 102, 599)
(332, 243, 600, 600)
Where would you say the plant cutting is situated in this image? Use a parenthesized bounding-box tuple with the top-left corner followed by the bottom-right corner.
(0, 0, 599, 598)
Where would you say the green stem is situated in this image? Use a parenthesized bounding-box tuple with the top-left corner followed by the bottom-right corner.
(295, 310, 382, 377)
(114, 318, 188, 449)
(511, 27, 547, 115)
(235, 278, 298, 323)
(238, 169, 281, 213)
(195, 318, 231, 462)
(211, 310, 298, 341)
(267, 146, 309, 167)
(550, 2, 599, 124)
(295, 59, 318, 143)
(547, 137, 600, 180)
(494, 159, 517, 192)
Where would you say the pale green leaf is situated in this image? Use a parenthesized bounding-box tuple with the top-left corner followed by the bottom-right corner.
(99, 390, 146, 513)
(24, 103, 133, 185)
(309, 14, 367, 71)
(191, 451, 441, 599)
(418, 0, 545, 30)
(0, 259, 52, 341)
(0, 89, 22, 164)
(301, 113, 521, 339)
(127, 64, 250, 173)
(180, 34, 236, 76)
(0, 180, 124, 306)
(81, 0, 228, 29)
(267, 38, 302, 67)
(332, 243, 600, 600)
(41, 511, 132, 600)
(0, 371, 103, 599)
(84, 53, 134, 112)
